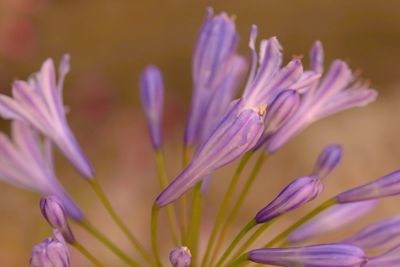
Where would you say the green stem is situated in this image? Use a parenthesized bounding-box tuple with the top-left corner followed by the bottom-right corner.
(151, 205, 162, 267)
(201, 151, 253, 267)
(226, 253, 248, 267)
(209, 153, 267, 265)
(89, 179, 153, 265)
(155, 149, 179, 245)
(229, 218, 277, 264)
(186, 182, 203, 265)
(179, 144, 192, 244)
(78, 220, 140, 267)
(262, 198, 336, 248)
(215, 219, 257, 267)
(73, 241, 107, 267)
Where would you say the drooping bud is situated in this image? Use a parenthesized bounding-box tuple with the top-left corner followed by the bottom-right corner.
(288, 201, 377, 244)
(255, 176, 323, 223)
(169, 246, 192, 267)
(139, 65, 164, 149)
(345, 216, 400, 250)
(312, 144, 343, 178)
(336, 170, 400, 203)
(30, 231, 70, 267)
(247, 243, 367, 267)
(40, 196, 75, 244)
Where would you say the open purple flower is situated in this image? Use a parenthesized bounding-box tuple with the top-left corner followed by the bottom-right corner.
(248, 243, 367, 267)
(0, 121, 82, 220)
(0, 55, 94, 178)
(140, 65, 165, 149)
(288, 201, 377, 244)
(255, 175, 323, 223)
(266, 41, 377, 153)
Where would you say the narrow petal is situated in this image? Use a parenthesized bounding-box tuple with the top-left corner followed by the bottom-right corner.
(312, 144, 343, 179)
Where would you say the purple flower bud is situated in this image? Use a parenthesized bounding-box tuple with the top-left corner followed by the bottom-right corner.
(185, 8, 239, 146)
(312, 144, 343, 178)
(139, 65, 164, 149)
(336, 170, 400, 203)
(255, 176, 323, 223)
(156, 101, 265, 206)
(248, 243, 367, 267)
(30, 231, 70, 267)
(288, 201, 377, 244)
(264, 90, 300, 134)
(40, 196, 75, 244)
(367, 244, 400, 267)
(345, 216, 400, 250)
(169, 246, 192, 267)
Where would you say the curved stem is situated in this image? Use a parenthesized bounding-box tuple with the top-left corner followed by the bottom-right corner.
(179, 144, 192, 244)
(215, 219, 257, 267)
(73, 241, 107, 267)
(78, 220, 140, 267)
(229, 218, 277, 264)
(201, 151, 253, 267)
(210, 153, 267, 265)
(226, 253, 248, 267)
(155, 149, 179, 245)
(151, 205, 162, 267)
(89, 179, 153, 265)
(262, 198, 336, 248)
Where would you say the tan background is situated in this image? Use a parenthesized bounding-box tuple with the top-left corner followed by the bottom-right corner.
(0, 0, 400, 266)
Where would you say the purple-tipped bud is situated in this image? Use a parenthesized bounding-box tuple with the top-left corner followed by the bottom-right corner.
(264, 90, 300, 134)
(248, 243, 367, 267)
(40, 196, 75, 244)
(140, 65, 164, 149)
(288, 201, 377, 244)
(313, 144, 343, 178)
(367, 244, 400, 267)
(336, 170, 400, 203)
(169, 246, 192, 267)
(255, 176, 323, 223)
(30, 231, 70, 267)
(345, 216, 400, 250)
(157, 102, 265, 206)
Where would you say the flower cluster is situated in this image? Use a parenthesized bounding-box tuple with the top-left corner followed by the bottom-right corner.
(0, 6, 399, 267)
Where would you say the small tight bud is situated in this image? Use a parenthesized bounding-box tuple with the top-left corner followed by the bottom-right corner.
(169, 246, 191, 267)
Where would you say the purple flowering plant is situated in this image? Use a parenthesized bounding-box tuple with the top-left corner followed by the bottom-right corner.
(1, 6, 400, 267)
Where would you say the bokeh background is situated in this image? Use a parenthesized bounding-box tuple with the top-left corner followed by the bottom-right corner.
(0, 0, 400, 266)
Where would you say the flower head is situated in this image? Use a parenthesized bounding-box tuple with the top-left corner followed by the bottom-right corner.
(0, 54, 94, 178)
(266, 41, 377, 153)
(140, 65, 165, 149)
(40, 196, 75, 244)
(247, 243, 367, 267)
(169, 246, 192, 267)
(30, 231, 70, 267)
(0, 121, 82, 219)
(255, 175, 323, 223)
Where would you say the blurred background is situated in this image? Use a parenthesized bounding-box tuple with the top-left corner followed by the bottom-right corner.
(0, 0, 400, 266)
